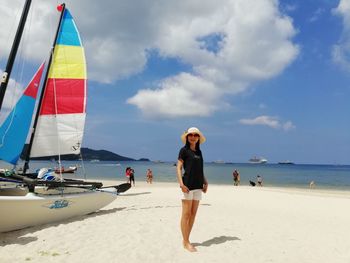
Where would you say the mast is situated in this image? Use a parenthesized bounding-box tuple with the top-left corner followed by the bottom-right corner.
(23, 3, 66, 174)
(0, 0, 32, 111)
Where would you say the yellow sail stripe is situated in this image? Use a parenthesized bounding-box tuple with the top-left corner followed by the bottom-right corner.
(48, 45, 86, 79)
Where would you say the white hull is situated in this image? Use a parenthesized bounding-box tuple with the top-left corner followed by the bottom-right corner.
(0, 188, 117, 233)
(0, 187, 27, 196)
(249, 157, 267, 164)
(249, 160, 267, 164)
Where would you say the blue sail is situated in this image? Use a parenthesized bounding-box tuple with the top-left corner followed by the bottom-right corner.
(0, 63, 44, 165)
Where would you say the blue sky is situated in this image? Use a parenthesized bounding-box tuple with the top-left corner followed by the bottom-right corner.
(1, 0, 350, 164)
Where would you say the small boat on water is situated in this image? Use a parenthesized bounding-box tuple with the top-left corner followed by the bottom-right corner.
(278, 160, 295, 165)
(249, 156, 268, 164)
(54, 165, 78, 174)
(213, 160, 225, 164)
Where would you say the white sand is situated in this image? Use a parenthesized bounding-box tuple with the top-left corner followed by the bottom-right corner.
(1, 182, 350, 263)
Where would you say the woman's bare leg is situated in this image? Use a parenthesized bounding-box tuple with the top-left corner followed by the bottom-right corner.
(188, 200, 200, 236)
(181, 200, 197, 252)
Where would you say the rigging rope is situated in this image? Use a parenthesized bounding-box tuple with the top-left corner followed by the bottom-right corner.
(0, 2, 35, 150)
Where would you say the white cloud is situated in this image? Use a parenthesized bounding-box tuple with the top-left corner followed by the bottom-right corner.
(1, 0, 299, 118)
(282, 121, 296, 131)
(239, 115, 295, 131)
(333, 0, 350, 28)
(0, 70, 23, 110)
(332, 43, 350, 71)
(0, 1, 59, 64)
(309, 8, 325, 23)
(0, 69, 24, 124)
(284, 4, 298, 12)
(332, 0, 350, 71)
(127, 73, 224, 118)
(128, 0, 299, 117)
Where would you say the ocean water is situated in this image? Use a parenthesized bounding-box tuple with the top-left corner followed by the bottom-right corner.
(9, 160, 350, 191)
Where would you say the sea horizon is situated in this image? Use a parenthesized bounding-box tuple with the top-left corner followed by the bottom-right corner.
(4, 160, 348, 192)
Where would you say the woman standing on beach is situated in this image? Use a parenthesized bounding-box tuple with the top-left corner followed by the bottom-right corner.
(177, 127, 208, 252)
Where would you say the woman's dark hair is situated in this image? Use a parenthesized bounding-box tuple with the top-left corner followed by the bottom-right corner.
(185, 135, 200, 150)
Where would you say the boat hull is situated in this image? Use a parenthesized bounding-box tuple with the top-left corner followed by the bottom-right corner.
(249, 157, 268, 164)
(249, 160, 267, 164)
(0, 188, 117, 233)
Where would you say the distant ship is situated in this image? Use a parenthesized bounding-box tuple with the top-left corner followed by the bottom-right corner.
(249, 156, 267, 164)
(278, 160, 295, 165)
(213, 160, 225, 164)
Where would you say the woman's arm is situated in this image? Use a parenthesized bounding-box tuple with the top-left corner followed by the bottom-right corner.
(177, 159, 189, 193)
(203, 175, 208, 193)
(201, 151, 208, 193)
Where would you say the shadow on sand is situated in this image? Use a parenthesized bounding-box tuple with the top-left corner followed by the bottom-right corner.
(192, 235, 241, 247)
(0, 207, 127, 247)
(126, 203, 210, 211)
(121, 192, 151, 196)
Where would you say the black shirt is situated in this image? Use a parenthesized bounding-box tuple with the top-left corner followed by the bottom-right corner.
(178, 146, 204, 190)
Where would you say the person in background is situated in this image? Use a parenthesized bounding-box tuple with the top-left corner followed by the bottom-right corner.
(129, 168, 135, 186)
(257, 175, 263, 186)
(177, 127, 208, 252)
(125, 167, 131, 184)
(146, 168, 153, 184)
(232, 169, 240, 186)
(309, 181, 315, 189)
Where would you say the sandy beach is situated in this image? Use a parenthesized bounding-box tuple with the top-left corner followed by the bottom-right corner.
(1, 181, 350, 263)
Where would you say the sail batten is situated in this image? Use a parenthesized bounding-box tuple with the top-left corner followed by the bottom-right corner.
(30, 8, 86, 158)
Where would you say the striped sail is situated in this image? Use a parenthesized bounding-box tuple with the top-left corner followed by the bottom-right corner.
(0, 63, 44, 164)
(30, 9, 86, 157)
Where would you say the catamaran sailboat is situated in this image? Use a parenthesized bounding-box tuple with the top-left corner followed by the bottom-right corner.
(0, 2, 130, 232)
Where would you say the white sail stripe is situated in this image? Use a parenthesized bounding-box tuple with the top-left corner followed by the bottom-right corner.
(30, 113, 85, 157)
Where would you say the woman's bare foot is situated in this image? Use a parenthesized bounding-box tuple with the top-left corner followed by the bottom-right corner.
(183, 241, 197, 252)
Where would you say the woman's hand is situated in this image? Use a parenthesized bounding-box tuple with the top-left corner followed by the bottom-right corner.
(202, 182, 208, 193)
(180, 184, 189, 193)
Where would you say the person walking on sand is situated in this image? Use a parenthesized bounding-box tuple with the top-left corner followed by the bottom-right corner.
(146, 168, 153, 184)
(257, 175, 263, 186)
(177, 127, 208, 252)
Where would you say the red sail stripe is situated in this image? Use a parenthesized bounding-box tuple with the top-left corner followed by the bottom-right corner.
(40, 78, 86, 115)
(23, 63, 45, 99)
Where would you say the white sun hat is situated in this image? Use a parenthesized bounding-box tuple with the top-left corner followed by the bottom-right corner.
(180, 127, 206, 144)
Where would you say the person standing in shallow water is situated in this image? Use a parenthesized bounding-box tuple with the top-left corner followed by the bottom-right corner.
(177, 127, 208, 252)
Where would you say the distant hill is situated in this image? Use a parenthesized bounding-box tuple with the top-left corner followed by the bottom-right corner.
(79, 148, 136, 161)
(20, 145, 149, 161)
